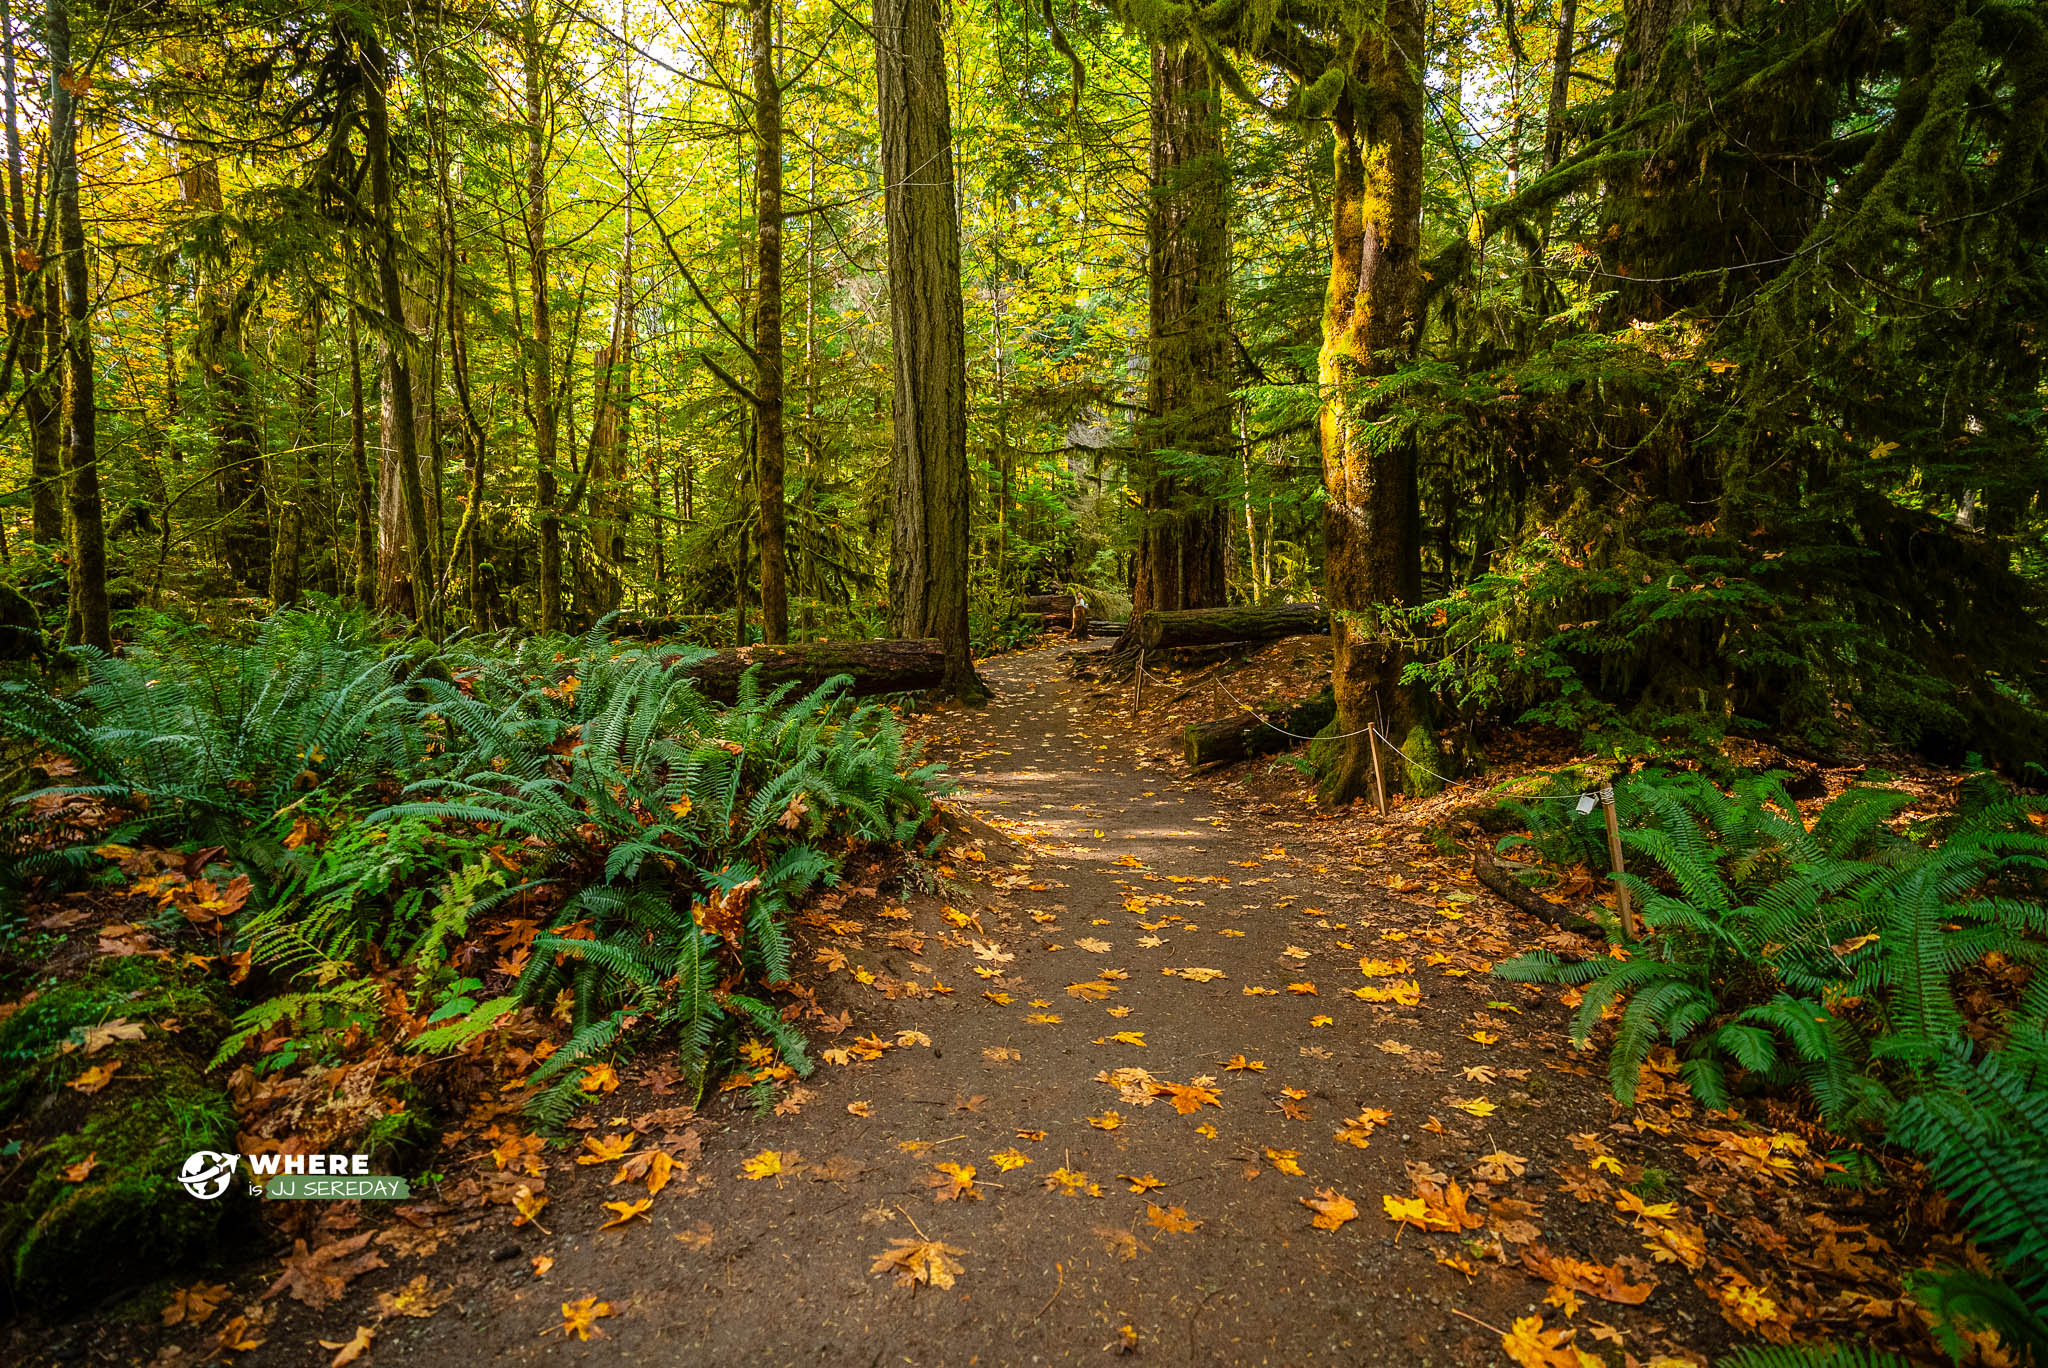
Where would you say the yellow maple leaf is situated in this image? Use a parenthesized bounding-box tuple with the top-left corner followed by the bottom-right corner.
(1383, 1194, 1430, 1227)
(740, 1150, 785, 1180)
(600, 1198, 651, 1229)
(1500, 1314, 1598, 1368)
(988, 1148, 1032, 1172)
(1264, 1147, 1305, 1176)
(1087, 1111, 1123, 1130)
(557, 1295, 613, 1340)
(578, 1132, 636, 1164)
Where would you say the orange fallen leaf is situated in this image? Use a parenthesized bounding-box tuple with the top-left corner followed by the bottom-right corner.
(1145, 1202, 1201, 1233)
(532, 1256, 554, 1276)
(512, 1184, 549, 1229)
(928, 1162, 980, 1201)
(871, 1237, 966, 1289)
(1119, 1173, 1164, 1193)
(161, 1281, 228, 1326)
(600, 1198, 651, 1229)
(555, 1295, 613, 1340)
(740, 1150, 785, 1180)
(318, 1325, 375, 1367)
(578, 1063, 619, 1093)
(578, 1132, 635, 1164)
(62, 1151, 98, 1183)
(68, 1061, 122, 1094)
(1302, 1188, 1358, 1231)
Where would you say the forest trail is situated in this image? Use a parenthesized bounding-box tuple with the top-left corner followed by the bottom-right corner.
(267, 643, 1712, 1367)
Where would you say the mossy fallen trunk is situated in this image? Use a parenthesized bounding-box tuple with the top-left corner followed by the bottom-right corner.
(1135, 603, 1329, 652)
(1183, 690, 1335, 768)
(0, 957, 244, 1308)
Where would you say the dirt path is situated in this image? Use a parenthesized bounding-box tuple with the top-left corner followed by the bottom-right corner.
(198, 644, 1726, 1367)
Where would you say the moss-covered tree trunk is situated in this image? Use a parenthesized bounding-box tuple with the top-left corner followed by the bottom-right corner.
(361, 30, 435, 634)
(753, 0, 789, 643)
(1317, 0, 1429, 804)
(874, 0, 979, 698)
(1130, 45, 1232, 628)
(0, 0, 61, 549)
(522, 4, 564, 635)
(49, 0, 109, 651)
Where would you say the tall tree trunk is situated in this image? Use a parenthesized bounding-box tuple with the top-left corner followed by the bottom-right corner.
(346, 305, 377, 611)
(873, 0, 977, 696)
(1319, 0, 1428, 804)
(1131, 44, 1232, 630)
(1, 0, 60, 548)
(49, 0, 108, 650)
(522, 6, 563, 634)
(753, 0, 788, 643)
(359, 31, 434, 629)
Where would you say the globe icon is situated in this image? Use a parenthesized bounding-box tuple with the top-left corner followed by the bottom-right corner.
(177, 1150, 240, 1200)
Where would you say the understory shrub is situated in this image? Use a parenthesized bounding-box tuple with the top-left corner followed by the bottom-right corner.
(1494, 768, 2048, 1359)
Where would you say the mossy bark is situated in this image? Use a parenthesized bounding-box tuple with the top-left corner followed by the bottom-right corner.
(0, 958, 242, 1308)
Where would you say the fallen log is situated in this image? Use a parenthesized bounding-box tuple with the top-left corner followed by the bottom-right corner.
(1471, 847, 1603, 934)
(1183, 690, 1335, 769)
(1089, 620, 1125, 637)
(1136, 603, 1329, 652)
(1022, 592, 1076, 616)
(670, 639, 947, 702)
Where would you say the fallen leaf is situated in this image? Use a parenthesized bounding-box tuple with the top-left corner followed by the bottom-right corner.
(1476, 1150, 1529, 1182)
(1120, 1173, 1165, 1193)
(532, 1256, 555, 1276)
(319, 1325, 375, 1367)
(214, 1315, 264, 1355)
(1302, 1188, 1358, 1231)
(1095, 1226, 1142, 1260)
(578, 1063, 619, 1093)
(512, 1185, 549, 1229)
(600, 1198, 652, 1229)
(61, 1151, 98, 1183)
(556, 1295, 613, 1340)
(578, 1132, 635, 1164)
(269, 1233, 387, 1309)
(1264, 1147, 1305, 1176)
(162, 1281, 228, 1326)
(988, 1148, 1032, 1172)
(82, 1017, 146, 1054)
(741, 1150, 785, 1180)
(1145, 1202, 1201, 1233)
(928, 1162, 981, 1201)
(871, 1237, 967, 1289)
(68, 1061, 122, 1094)
(376, 1274, 451, 1318)
(1087, 1111, 1123, 1131)
(1500, 1314, 1598, 1368)
(674, 1222, 715, 1251)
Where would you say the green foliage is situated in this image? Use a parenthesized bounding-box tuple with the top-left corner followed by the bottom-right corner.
(1496, 766, 2048, 1353)
(3, 611, 943, 1132)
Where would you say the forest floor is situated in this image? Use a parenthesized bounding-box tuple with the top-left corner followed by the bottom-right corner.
(27, 639, 1931, 1368)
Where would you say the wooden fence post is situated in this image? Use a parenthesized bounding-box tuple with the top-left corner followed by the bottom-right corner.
(1600, 783, 1639, 940)
(1369, 725, 1388, 816)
